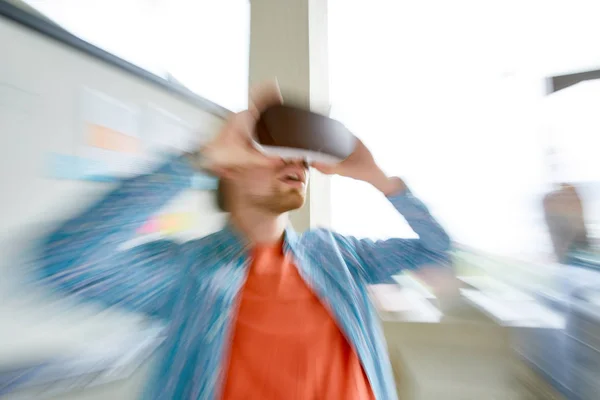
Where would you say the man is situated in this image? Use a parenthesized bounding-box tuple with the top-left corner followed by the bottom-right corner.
(543, 183, 590, 264)
(38, 83, 450, 399)
(542, 147, 595, 268)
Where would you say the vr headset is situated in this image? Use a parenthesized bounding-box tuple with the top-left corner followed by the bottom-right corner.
(254, 104, 357, 164)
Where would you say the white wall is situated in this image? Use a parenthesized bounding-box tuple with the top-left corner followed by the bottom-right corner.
(0, 15, 227, 398)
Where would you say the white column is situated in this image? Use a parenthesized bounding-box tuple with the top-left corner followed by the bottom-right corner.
(249, 0, 331, 232)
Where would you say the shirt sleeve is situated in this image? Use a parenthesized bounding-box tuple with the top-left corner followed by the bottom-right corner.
(36, 154, 197, 319)
(331, 189, 452, 284)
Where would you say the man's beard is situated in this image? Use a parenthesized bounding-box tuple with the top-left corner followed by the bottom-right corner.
(252, 189, 305, 215)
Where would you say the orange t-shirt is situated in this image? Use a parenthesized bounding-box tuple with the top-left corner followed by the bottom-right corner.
(221, 243, 375, 400)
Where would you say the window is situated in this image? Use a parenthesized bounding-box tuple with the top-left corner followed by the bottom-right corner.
(328, 0, 600, 262)
(22, 0, 250, 111)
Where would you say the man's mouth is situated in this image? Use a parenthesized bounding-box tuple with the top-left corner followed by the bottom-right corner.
(279, 169, 306, 187)
(284, 172, 302, 182)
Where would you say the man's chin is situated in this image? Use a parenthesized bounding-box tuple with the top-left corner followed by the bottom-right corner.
(283, 195, 306, 212)
(275, 192, 306, 213)
(288, 198, 305, 211)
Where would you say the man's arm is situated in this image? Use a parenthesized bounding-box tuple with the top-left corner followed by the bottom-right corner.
(36, 81, 287, 320)
(36, 155, 196, 320)
(311, 139, 452, 284)
(330, 187, 451, 284)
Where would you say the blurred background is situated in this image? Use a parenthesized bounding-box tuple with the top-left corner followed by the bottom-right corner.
(1, 0, 600, 398)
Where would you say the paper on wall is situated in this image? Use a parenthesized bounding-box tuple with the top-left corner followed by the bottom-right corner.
(141, 104, 203, 158)
(78, 88, 150, 176)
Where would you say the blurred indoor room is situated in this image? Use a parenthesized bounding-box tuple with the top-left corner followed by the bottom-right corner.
(1, 0, 600, 399)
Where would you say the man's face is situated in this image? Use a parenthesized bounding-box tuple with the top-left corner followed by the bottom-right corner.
(230, 159, 309, 214)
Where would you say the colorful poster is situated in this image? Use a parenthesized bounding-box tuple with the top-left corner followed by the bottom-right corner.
(137, 212, 197, 236)
(48, 88, 217, 190)
(48, 152, 217, 189)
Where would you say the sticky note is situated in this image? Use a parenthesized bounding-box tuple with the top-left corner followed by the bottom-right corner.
(138, 217, 159, 234)
(159, 214, 178, 235)
(157, 213, 195, 234)
(88, 123, 140, 153)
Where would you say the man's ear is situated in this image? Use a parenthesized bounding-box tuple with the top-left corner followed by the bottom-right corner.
(248, 79, 283, 119)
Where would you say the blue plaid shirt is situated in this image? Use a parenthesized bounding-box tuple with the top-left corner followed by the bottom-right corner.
(38, 155, 451, 399)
